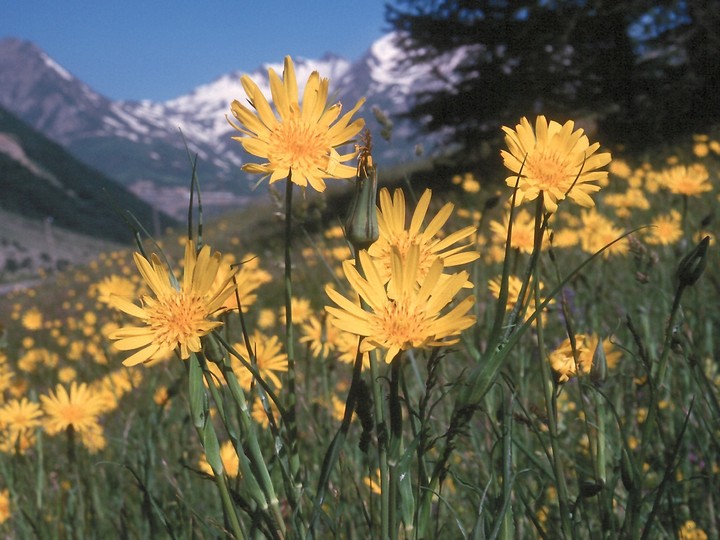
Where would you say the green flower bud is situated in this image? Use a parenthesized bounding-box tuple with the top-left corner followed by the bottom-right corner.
(346, 133, 379, 251)
(676, 235, 710, 288)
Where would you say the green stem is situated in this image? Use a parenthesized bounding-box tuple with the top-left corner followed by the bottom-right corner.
(283, 175, 303, 523)
(639, 284, 684, 467)
(369, 349, 390, 539)
(388, 354, 403, 540)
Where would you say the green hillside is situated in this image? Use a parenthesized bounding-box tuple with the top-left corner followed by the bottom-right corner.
(0, 105, 177, 244)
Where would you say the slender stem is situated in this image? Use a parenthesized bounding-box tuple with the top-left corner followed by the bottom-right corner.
(283, 175, 303, 521)
(535, 280, 573, 539)
(370, 349, 390, 540)
(388, 354, 403, 540)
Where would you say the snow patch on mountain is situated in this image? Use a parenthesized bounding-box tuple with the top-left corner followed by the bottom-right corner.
(39, 51, 72, 81)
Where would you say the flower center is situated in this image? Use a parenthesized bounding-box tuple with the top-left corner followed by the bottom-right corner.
(526, 150, 572, 189)
(268, 116, 329, 170)
(59, 404, 87, 426)
(378, 232, 435, 282)
(148, 292, 209, 347)
(373, 296, 430, 349)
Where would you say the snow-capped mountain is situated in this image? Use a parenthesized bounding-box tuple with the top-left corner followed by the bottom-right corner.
(0, 34, 454, 212)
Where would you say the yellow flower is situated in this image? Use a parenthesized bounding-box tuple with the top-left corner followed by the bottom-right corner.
(368, 188, 479, 286)
(0, 489, 10, 525)
(228, 56, 365, 192)
(257, 308, 277, 330)
(660, 164, 712, 196)
(21, 308, 43, 331)
(300, 314, 339, 359)
(108, 241, 236, 366)
(230, 331, 288, 391)
(214, 253, 271, 312)
(198, 440, 241, 478)
(332, 327, 370, 369)
(0, 363, 14, 396)
(279, 297, 313, 326)
(609, 158, 632, 179)
(501, 116, 611, 213)
(487, 274, 552, 323)
(577, 209, 628, 258)
(364, 469, 382, 495)
(0, 398, 42, 453)
(679, 520, 708, 540)
(489, 208, 548, 254)
(645, 210, 683, 246)
(548, 334, 619, 383)
(154, 386, 170, 407)
(326, 245, 475, 364)
(40, 382, 104, 436)
(95, 275, 137, 306)
(251, 397, 279, 429)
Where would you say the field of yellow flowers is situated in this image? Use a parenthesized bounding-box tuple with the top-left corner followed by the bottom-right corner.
(1, 56, 719, 539)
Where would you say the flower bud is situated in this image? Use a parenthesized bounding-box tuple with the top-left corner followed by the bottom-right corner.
(346, 134, 379, 251)
(676, 235, 710, 288)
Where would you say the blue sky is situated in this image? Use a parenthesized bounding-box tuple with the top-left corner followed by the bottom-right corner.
(1, 1, 389, 102)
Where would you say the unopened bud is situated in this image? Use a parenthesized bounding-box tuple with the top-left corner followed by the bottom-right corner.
(676, 235, 710, 288)
(202, 333, 225, 364)
(346, 132, 379, 251)
(590, 337, 607, 386)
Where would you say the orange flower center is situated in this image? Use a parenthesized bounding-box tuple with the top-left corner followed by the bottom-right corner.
(268, 116, 328, 170)
(525, 150, 573, 189)
(147, 292, 211, 347)
(373, 297, 430, 349)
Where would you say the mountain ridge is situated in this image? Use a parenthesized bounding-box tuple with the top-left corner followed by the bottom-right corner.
(0, 33, 450, 215)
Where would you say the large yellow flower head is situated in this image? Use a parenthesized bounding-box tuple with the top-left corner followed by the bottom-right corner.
(368, 188, 479, 286)
(325, 245, 476, 364)
(501, 116, 612, 213)
(109, 241, 237, 366)
(229, 56, 365, 192)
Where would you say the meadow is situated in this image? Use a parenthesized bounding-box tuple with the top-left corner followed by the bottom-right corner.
(0, 57, 719, 539)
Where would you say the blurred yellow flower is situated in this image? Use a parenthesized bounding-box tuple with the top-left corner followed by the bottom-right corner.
(0, 489, 9, 524)
(489, 208, 548, 254)
(679, 520, 708, 540)
(578, 210, 628, 258)
(549, 334, 620, 383)
(40, 382, 104, 437)
(364, 469, 382, 495)
(487, 274, 552, 323)
(231, 331, 288, 391)
(645, 210, 683, 246)
(326, 245, 475, 364)
(660, 164, 711, 196)
(0, 397, 42, 452)
(21, 308, 43, 331)
(257, 308, 277, 330)
(501, 116, 611, 213)
(198, 440, 241, 478)
(210, 253, 271, 313)
(109, 241, 236, 366)
(279, 297, 313, 325)
(95, 275, 136, 306)
(300, 315, 339, 359)
(229, 56, 365, 192)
